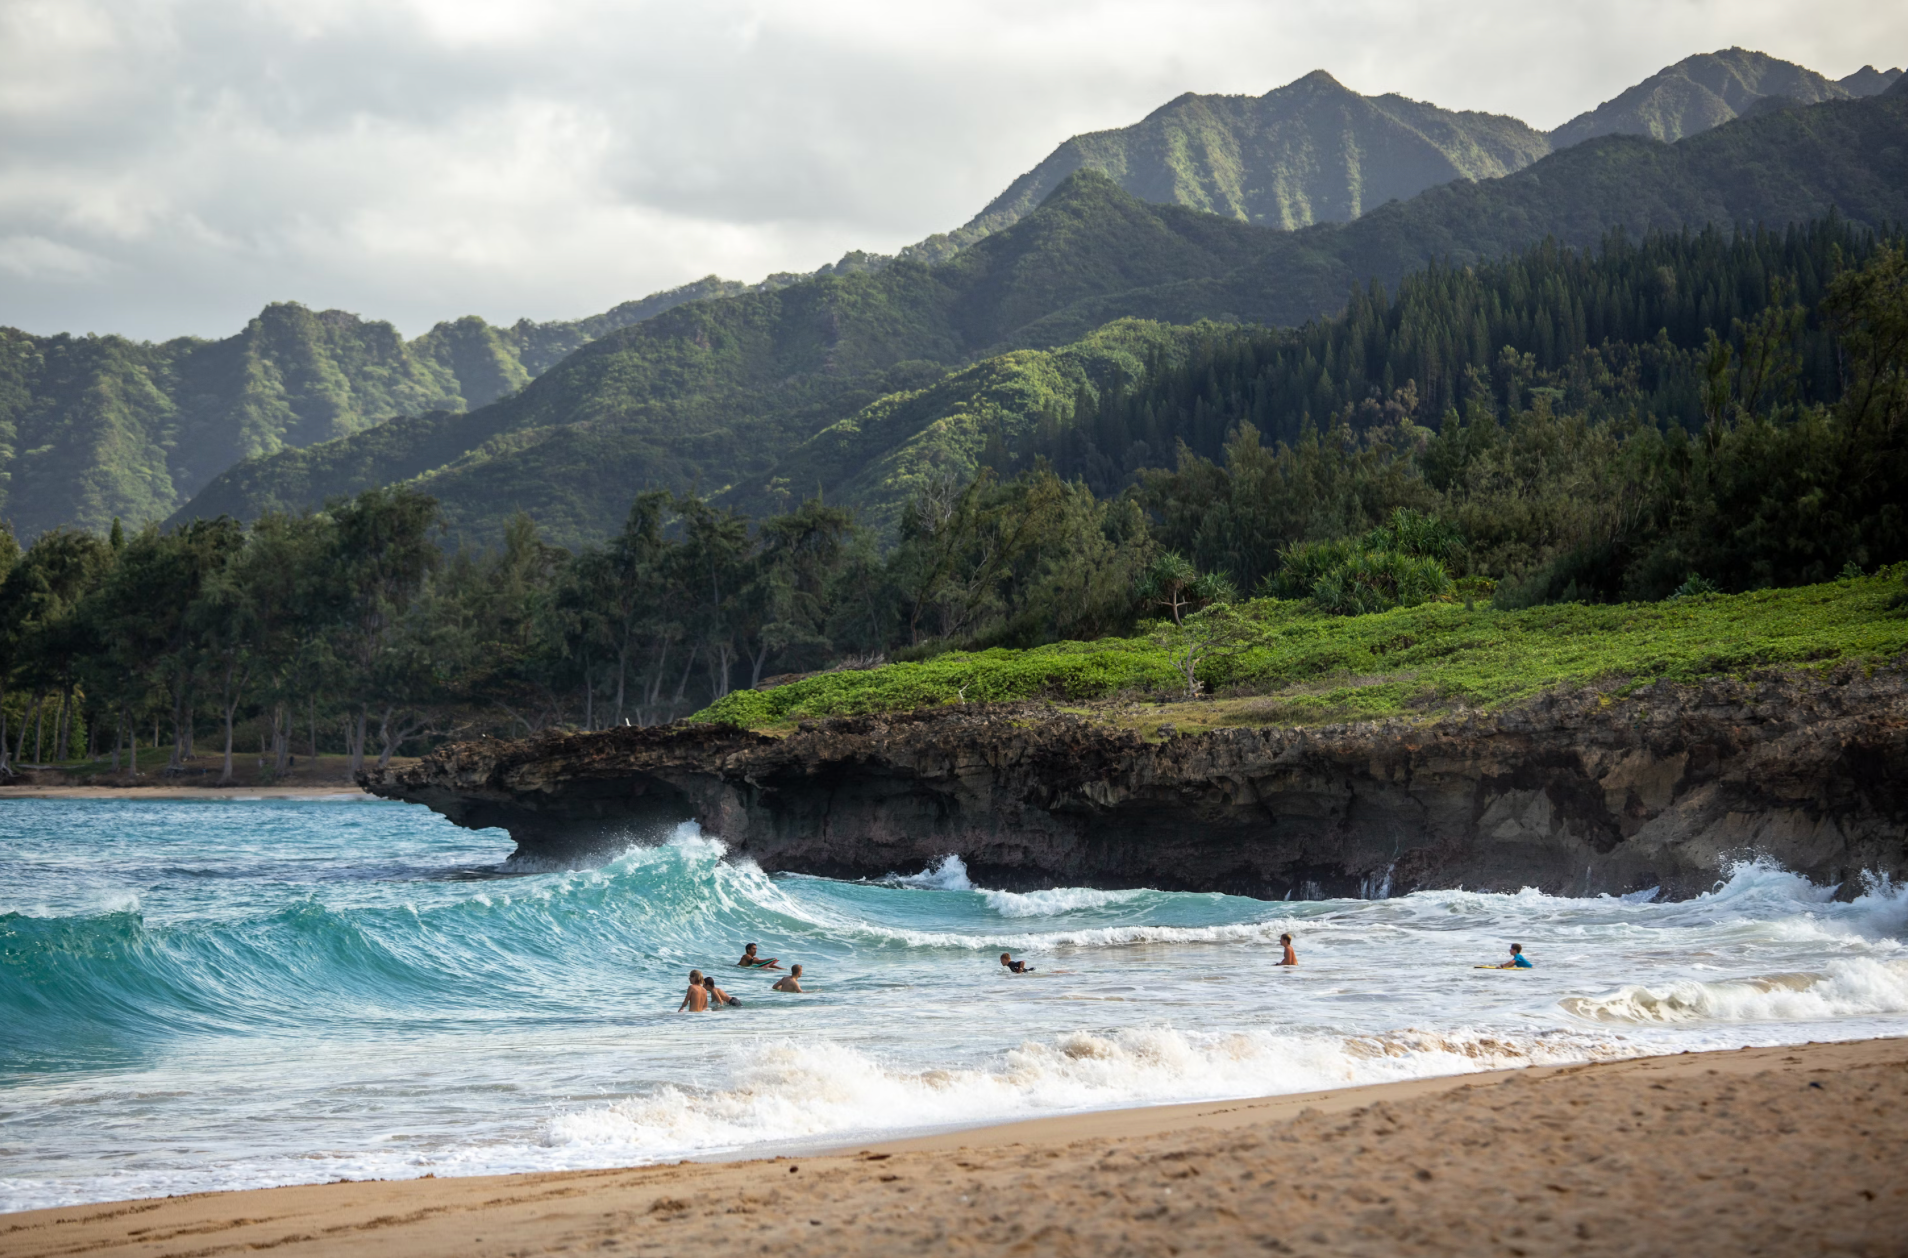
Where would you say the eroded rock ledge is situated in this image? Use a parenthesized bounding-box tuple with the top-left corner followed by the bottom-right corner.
(362, 666, 1908, 899)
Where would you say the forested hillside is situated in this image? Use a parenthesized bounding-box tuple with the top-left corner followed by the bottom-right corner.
(3, 228, 1903, 770)
(170, 83, 1908, 548)
(0, 276, 750, 539)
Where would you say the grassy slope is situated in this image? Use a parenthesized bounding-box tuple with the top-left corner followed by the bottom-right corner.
(695, 569, 1908, 730)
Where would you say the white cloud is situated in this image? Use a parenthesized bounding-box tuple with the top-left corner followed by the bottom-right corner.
(0, 0, 1901, 340)
(0, 234, 112, 281)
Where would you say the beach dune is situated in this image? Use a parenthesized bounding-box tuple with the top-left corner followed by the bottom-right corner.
(4, 1039, 1904, 1256)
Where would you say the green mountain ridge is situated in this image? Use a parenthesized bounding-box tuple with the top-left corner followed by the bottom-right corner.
(0, 275, 755, 539)
(169, 86, 1908, 549)
(1548, 48, 1900, 149)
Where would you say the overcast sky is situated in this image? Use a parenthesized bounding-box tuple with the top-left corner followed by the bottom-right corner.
(2, 0, 1903, 342)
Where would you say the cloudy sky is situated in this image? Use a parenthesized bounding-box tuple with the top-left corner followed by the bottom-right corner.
(2, 0, 1904, 341)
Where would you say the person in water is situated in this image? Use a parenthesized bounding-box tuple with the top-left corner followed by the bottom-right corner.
(1276, 933, 1297, 966)
(999, 952, 1034, 974)
(738, 943, 783, 970)
(1497, 943, 1533, 969)
(678, 969, 711, 1012)
(703, 975, 739, 1007)
(771, 964, 804, 992)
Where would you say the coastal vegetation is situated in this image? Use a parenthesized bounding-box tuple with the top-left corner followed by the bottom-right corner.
(0, 227, 1903, 774)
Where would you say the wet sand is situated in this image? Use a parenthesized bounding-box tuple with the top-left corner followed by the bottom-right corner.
(4, 1037, 1904, 1256)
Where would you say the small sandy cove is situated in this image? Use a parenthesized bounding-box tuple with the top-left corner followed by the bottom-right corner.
(0, 785, 368, 800)
(5, 1039, 1904, 1257)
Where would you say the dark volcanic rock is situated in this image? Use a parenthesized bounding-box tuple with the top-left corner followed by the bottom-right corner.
(363, 667, 1908, 899)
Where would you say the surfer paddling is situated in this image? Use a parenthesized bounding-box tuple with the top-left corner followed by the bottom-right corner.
(738, 943, 783, 970)
(1493, 943, 1533, 969)
(999, 952, 1035, 974)
(771, 964, 805, 992)
(1276, 933, 1297, 966)
(678, 969, 711, 1012)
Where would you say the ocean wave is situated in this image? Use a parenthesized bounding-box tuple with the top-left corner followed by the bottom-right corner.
(543, 1024, 1627, 1160)
(1560, 958, 1908, 1024)
(880, 854, 975, 891)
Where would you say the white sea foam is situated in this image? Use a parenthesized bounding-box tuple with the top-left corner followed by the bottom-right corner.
(884, 854, 975, 891)
(980, 886, 1157, 917)
(543, 1024, 1628, 1161)
(1561, 957, 1908, 1024)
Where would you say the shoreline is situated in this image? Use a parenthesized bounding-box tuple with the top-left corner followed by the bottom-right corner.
(0, 784, 373, 799)
(6, 1037, 1905, 1255)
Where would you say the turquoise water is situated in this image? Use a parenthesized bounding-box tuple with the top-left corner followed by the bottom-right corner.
(4, 798, 1906, 1212)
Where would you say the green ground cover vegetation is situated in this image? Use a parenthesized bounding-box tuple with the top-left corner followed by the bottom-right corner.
(693, 567, 1908, 729)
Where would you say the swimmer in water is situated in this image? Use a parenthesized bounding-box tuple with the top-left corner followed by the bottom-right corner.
(1496, 943, 1533, 969)
(737, 943, 783, 970)
(771, 964, 805, 992)
(678, 969, 711, 1012)
(999, 952, 1035, 974)
(1276, 933, 1297, 966)
(703, 975, 738, 1007)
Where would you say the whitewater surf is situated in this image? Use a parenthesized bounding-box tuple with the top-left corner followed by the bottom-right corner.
(3, 797, 1905, 1213)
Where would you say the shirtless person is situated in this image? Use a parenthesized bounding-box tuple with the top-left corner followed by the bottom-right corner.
(703, 975, 739, 1007)
(999, 952, 1035, 974)
(771, 964, 805, 992)
(738, 943, 783, 970)
(1276, 933, 1297, 966)
(678, 969, 711, 1011)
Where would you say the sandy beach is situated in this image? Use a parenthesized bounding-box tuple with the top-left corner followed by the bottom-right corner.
(4, 1038, 1903, 1257)
(0, 785, 371, 800)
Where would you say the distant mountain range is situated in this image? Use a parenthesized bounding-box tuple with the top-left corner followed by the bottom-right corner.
(1, 48, 1902, 541)
(176, 77, 1908, 546)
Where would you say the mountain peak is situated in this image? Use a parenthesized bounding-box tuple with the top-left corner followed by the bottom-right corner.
(1549, 47, 1854, 147)
(1284, 69, 1348, 92)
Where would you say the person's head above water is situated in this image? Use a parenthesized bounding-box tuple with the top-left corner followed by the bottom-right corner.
(743, 944, 759, 956)
(688, 969, 703, 983)
(1510, 943, 1523, 955)
(789, 964, 803, 976)
(1000, 952, 1012, 964)
(702, 976, 716, 989)
(1279, 934, 1292, 945)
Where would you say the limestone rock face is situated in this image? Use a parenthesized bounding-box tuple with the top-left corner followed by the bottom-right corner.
(363, 667, 1908, 900)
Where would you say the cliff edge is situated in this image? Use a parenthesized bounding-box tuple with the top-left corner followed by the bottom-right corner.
(362, 666, 1908, 900)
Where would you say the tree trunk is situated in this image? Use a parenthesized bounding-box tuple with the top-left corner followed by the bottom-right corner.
(750, 641, 770, 690)
(347, 709, 368, 775)
(274, 704, 291, 774)
(614, 644, 629, 726)
(671, 644, 699, 709)
(219, 699, 238, 784)
(53, 689, 68, 762)
(309, 696, 319, 760)
(19, 692, 43, 763)
(168, 686, 187, 771)
(0, 679, 9, 772)
(34, 697, 45, 763)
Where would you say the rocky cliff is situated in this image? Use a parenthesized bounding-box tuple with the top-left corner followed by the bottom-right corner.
(362, 666, 1908, 900)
